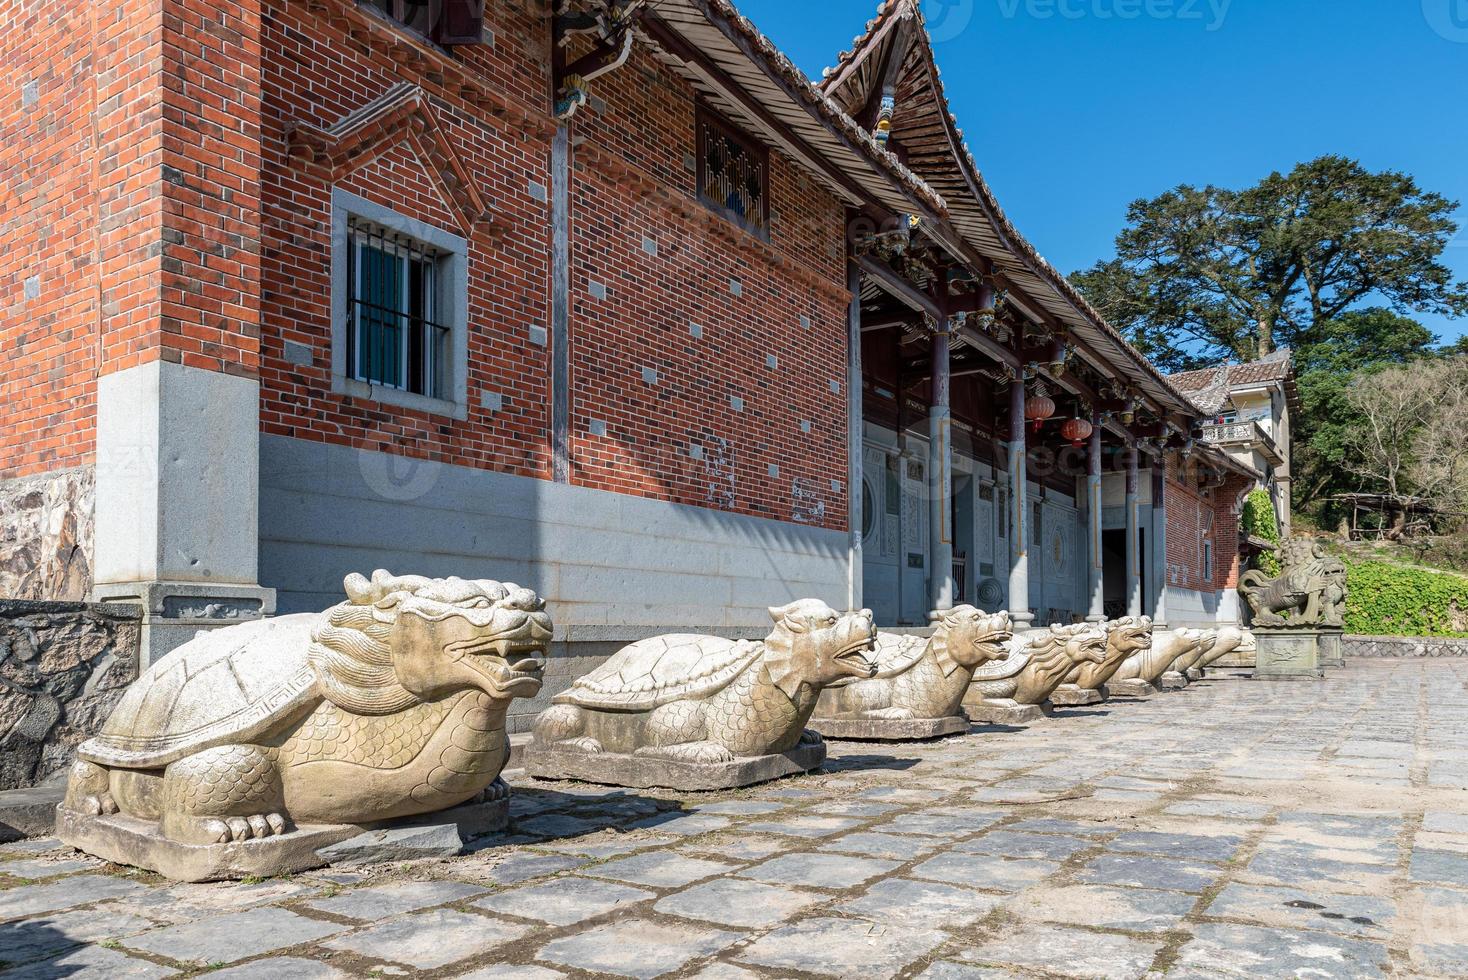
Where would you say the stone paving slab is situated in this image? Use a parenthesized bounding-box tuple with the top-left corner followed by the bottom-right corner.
(323, 907, 527, 970)
(537, 917, 740, 978)
(954, 921, 1165, 978)
(122, 907, 345, 966)
(654, 877, 824, 928)
(9, 660, 1468, 979)
(736, 916, 948, 979)
(473, 876, 655, 926)
(1169, 921, 1391, 978)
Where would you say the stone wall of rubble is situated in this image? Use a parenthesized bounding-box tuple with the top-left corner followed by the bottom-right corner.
(0, 600, 140, 789)
(0, 466, 94, 602)
(1345, 635, 1468, 658)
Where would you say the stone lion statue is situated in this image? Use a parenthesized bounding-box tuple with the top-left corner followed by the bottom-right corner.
(60, 570, 552, 851)
(1238, 537, 1347, 628)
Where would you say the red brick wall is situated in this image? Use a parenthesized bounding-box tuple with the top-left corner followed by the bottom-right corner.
(257, 0, 556, 478)
(255, 6, 852, 529)
(565, 48, 851, 528)
(0, 0, 154, 479)
(1164, 455, 1253, 592)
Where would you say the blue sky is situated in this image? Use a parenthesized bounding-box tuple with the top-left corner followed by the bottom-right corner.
(735, 0, 1468, 347)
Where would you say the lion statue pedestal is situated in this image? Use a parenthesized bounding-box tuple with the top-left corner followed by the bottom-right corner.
(810, 608, 1012, 741)
(56, 571, 552, 882)
(963, 624, 1108, 725)
(524, 601, 876, 791)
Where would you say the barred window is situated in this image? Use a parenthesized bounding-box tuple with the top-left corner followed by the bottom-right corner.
(696, 106, 769, 237)
(363, 0, 484, 45)
(347, 218, 449, 399)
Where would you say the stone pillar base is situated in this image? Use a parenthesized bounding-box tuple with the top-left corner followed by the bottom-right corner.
(93, 581, 277, 667)
(1253, 628, 1324, 680)
(1318, 630, 1345, 668)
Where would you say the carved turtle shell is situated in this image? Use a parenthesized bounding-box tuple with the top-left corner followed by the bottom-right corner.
(78, 615, 323, 770)
(554, 634, 766, 711)
(867, 633, 932, 680)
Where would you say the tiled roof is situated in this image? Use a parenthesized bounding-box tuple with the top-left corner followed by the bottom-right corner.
(1170, 349, 1293, 392)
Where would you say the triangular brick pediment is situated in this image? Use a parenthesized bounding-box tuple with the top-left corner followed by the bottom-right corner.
(288, 83, 492, 236)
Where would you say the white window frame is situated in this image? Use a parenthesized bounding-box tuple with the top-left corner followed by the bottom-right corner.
(330, 188, 469, 420)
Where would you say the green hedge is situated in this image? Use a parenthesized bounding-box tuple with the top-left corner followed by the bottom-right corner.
(1345, 561, 1468, 637)
(1241, 489, 1281, 576)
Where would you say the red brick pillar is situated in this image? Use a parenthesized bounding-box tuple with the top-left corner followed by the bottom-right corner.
(92, 0, 274, 664)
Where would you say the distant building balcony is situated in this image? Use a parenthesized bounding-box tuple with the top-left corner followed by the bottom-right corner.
(1201, 420, 1284, 466)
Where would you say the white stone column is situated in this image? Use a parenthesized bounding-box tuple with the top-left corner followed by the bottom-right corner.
(1126, 442, 1142, 618)
(1152, 463, 1169, 627)
(1086, 411, 1106, 623)
(928, 319, 954, 615)
(1007, 375, 1034, 630)
(93, 360, 275, 665)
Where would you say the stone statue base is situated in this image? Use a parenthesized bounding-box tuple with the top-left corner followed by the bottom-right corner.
(1048, 684, 1105, 707)
(809, 714, 969, 742)
(1253, 629, 1324, 680)
(1104, 679, 1158, 698)
(55, 797, 508, 883)
(1318, 630, 1345, 668)
(522, 738, 826, 791)
(1159, 671, 1190, 690)
(966, 699, 1051, 725)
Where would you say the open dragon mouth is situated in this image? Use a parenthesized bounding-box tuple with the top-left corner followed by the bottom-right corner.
(833, 639, 877, 676)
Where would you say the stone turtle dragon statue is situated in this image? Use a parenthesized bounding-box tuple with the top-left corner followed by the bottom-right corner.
(60, 571, 551, 847)
(1053, 616, 1153, 699)
(814, 606, 1013, 724)
(531, 600, 876, 763)
(968, 623, 1109, 712)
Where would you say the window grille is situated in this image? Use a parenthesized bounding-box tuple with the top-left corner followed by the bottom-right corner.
(364, 0, 484, 45)
(346, 218, 449, 399)
(696, 106, 770, 236)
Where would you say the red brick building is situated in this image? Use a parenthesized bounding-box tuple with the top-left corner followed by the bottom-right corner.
(1, 0, 1263, 699)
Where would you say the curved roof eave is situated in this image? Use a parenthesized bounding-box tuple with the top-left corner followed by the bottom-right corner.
(817, 0, 1198, 419)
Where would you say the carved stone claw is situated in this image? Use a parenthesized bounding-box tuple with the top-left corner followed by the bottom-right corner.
(864, 707, 916, 721)
(637, 741, 736, 764)
(798, 729, 824, 746)
(560, 736, 604, 754)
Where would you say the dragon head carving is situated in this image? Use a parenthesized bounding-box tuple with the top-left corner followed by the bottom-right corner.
(310, 570, 553, 714)
(1105, 615, 1153, 661)
(934, 606, 1014, 674)
(764, 599, 877, 698)
(1058, 623, 1109, 666)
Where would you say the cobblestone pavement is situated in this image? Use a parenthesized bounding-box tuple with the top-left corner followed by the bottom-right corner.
(4, 659, 1467, 979)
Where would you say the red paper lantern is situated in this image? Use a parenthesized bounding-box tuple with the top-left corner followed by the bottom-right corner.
(1024, 394, 1056, 434)
(1060, 417, 1094, 448)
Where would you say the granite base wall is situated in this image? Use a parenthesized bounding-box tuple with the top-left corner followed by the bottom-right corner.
(0, 600, 141, 789)
(1345, 635, 1468, 659)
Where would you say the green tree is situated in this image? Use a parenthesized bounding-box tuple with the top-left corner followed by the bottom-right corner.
(1291, 310, 1439, 517)
(1071, 156, 1468, 369)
